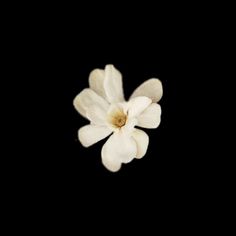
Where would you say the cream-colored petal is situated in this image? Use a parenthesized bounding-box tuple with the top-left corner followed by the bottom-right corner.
(104, 65, 125, 103)
(137, 103, 161, 129)
(86, 105, 107, 125)
(73, 88, 109, 118)
(73, 100, 87, 118)
(106, 102, 125, 117)
(132, 129, 149, 159)
(130, 78, 163, 103)
(78, 125, 112, 147)
(88, 69, 106, 98)
(101, 131, 137, 172)
(121, 117, 137, 134)
(127, 96, 152, 118)
(101, 143, 122, 172)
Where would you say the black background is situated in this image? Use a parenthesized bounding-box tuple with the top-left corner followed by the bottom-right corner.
(3, 3, 229, 232)
(30, 31, 195, 197)
(17, 18, 195, 188)
(7, 6, 216, 226)
(38, 38, 180, 176)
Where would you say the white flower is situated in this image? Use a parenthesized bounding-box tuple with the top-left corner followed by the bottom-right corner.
(73, 65, 163, 172)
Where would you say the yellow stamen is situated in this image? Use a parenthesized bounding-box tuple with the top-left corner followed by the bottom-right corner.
(108, 108, 127, 128)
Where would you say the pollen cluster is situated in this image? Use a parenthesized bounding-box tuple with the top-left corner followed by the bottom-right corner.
(108, 109, 127, 128)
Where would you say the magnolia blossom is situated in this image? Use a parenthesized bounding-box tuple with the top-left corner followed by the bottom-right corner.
(73, 65, 162, 172)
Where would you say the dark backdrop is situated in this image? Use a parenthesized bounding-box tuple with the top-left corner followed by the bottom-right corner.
(21, 21, 193, 186)
(10, 8, 211, 224)
(29, 31, 192, 192)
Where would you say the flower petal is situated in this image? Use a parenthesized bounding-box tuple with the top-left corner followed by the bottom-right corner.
(101, 147, 122, 172)
(86, 105, 107, 125)
(132, 129, 149, 159)
(104, 65, 125, 103)
(88, 69, 106, 99)
(121, 117, 137, 134)
(101, 131, 137, 172)
(128, 96, 152, 118)
(137, 103, 161, 129)
(78, 125, 112, 147)
(130, 78, 163, 103)
(73, 88, 109, 118)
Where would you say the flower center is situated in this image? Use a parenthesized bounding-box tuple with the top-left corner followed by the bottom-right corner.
(108, 108, 127, 128)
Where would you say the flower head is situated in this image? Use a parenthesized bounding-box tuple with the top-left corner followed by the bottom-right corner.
(73, 65, 162, 172)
